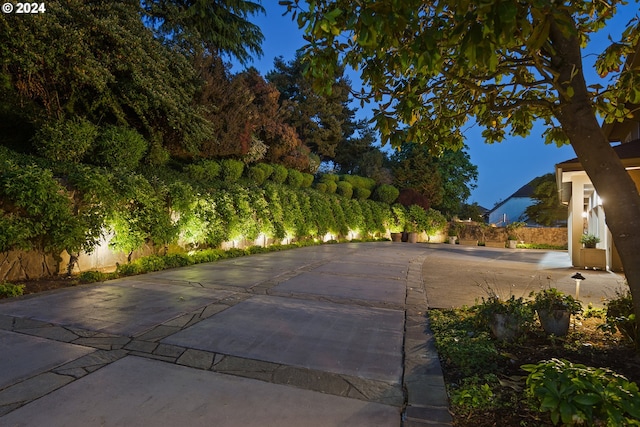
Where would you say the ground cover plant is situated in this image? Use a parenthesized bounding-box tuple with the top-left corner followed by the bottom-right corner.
(430, 295, 640, 426)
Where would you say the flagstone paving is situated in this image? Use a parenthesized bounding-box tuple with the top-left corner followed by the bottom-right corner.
(1, 242, 616, 426)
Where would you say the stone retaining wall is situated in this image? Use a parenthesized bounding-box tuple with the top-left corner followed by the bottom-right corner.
(0, 226, 567, 282)
(457, 224, 568, 247)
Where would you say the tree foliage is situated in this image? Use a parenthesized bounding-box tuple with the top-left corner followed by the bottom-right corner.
(141, 0, 265, 64)
(267, 54, 359, 161)
(0, 0, 212, 155)
(392, 143, 477, 216)
(283, 0, 640, 334)
(525, 173, 567, 226)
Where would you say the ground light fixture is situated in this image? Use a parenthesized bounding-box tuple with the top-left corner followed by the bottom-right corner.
(571, 272, 586, 299)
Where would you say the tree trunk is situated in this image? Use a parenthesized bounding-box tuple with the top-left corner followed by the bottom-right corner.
(550, 17, 640, 334)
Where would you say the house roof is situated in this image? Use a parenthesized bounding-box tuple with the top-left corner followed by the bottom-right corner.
(556, 139, 640, 171)
(487, 180, 536, 214)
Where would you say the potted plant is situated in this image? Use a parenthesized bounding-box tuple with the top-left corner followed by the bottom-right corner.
(447, 222, 460, 244)
(579, 233, 606, 268)
(506, 221, 525, 249)
(389, 204, 406, 242)
(530, 288, 582, 336)
(580, 233, 600, 248)
(405, 221, 418, 243)
(477, 294, 533, 341)
(406, 205, 427, 243)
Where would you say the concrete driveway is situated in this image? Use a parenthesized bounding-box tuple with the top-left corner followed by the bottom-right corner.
(0, 243, 626, 426)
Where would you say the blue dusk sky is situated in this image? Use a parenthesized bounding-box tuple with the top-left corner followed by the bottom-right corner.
(231, 2, 638, 209)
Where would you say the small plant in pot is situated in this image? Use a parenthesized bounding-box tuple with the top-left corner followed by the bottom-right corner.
(580, 233, 600, 248)
(476, 294, 534, 342)
(506, 221, 525, 248)
(389, 204, 406, 242)
(447, 222, 460, 244)
(530, 288, 582, 336)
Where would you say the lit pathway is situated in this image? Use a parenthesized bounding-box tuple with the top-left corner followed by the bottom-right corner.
(0, 242, 450, 427)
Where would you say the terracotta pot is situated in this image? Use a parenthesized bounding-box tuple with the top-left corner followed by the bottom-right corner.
(538, 309, 571, 336)
(390, 232, 402, 242)
(407, 232, 418, 243)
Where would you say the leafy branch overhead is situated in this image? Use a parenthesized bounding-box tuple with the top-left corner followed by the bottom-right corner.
(281, 0, 640, 347)
(281, 0, 640, 149)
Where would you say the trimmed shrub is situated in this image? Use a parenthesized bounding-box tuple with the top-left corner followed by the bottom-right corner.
(286, 169, 304, 188)
(314, 182, 328, 193)
(220, 159, 244, 183)
(353, 187, 371, 200)
(271, 164, 288, 183)
(255, 163, 274, 180)
(79, 270, 107, 283)
(94, 125, 147, 170)
(319, 173, 339, 183)
(248, 165, 267, 186)
(33, 117, 97, 162)
(185, 160, 221, 182)
(373, 184, 400, 204)
(336, 181, 353, 199)
(325, 180, 338, 194)
(301, 173, 314, 188)
(341, 174, 376, 191)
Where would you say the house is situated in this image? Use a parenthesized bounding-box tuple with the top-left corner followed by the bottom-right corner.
(556, 140, 640, 271)
(487, 181, 535, 226)
(556, 44, 640, 272)
(486, 175, 563, 227)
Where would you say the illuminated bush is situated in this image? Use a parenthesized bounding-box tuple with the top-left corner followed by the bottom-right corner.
(336, 181, 353, 198)
(33, 117, 97, 163)
(373, 184, 400, 204)
(94, 125, 147, 170)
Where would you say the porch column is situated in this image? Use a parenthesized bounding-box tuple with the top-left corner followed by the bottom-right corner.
(569, 176, 590, 267)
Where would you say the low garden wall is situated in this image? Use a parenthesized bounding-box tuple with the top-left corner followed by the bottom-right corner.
(457, 224, 568, 247)
(0, 226, 565, 282)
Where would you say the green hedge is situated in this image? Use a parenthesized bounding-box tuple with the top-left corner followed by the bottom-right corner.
(220, 159, 244, 183)
(0, 148, 449, 274)
(373, 184, 400, 204)
(336, 181, 353, 199)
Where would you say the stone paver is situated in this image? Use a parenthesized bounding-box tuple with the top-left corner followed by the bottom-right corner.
(272, 272, 406, 306)
(422, 245, 625, 309)
(163, 294, 405, 383)
(0, 356, 400, 427)
(0, 242, 547, 426)
(0, 330, 93, 389)
(0, 281, 235, 336)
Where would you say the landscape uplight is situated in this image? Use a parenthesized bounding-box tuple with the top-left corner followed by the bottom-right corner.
(571, 272, 585, 299)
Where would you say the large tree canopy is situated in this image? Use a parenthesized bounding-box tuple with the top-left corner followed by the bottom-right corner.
(392, 143, 478, 216)
(283, 0, 640, 329)
(267, 54, 358, 161)
(0, 0, 222, 155)
(142, 0, 265, 63)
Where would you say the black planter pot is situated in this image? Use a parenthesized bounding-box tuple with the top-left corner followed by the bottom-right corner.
(490, 313, 522, 342)
(537, 309, 571, 336)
